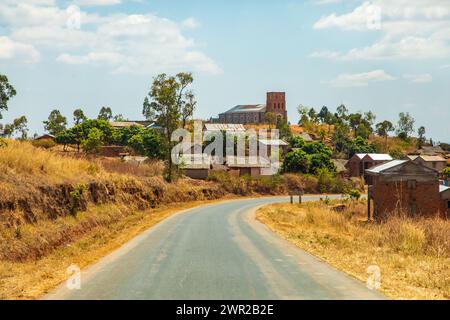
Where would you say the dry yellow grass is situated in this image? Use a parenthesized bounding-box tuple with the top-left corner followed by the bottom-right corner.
(257, 201, 450, 300)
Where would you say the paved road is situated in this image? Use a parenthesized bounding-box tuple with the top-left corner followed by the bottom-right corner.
(46, 196, 384, 300)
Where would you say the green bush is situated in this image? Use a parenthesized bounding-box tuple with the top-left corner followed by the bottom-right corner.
(282, 149, 310, 173)
(82, 128, 103, 154)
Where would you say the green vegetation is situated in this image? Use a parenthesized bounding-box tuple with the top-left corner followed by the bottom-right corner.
(142, 72, 196, 181)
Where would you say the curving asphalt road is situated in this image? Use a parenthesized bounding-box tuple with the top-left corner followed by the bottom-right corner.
(45, 196, 384, 300)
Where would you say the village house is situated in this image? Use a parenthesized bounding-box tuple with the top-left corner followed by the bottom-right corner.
(346, 153, 393, 183)
(366, 160, 447, 220)
(225, 156, 271, 178)
(407, 155, 447, 172)
(218, 92, 288, 124)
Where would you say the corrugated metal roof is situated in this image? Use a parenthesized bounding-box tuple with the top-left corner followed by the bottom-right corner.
(204, 123, 246, 131)
(416, 155, 446, 162)
(366, 160, 408, 174)
(439, 185, 450, 193)
(364, 153, 393, 161)
(221, 104, 267, 114)
(258, 139, 289, 146)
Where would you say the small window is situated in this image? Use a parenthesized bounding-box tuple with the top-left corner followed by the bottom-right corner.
(407, 180, 417, 190)
(448, 201, 450, 209)
(432, 162, 437, 168)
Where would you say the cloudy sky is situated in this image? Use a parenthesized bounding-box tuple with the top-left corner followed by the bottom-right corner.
(0, 0, 449, 141)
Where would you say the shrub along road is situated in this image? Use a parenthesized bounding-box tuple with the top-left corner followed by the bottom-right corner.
(45, 196, 383, 300)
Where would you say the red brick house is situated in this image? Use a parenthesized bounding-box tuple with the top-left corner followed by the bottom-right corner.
(366, 160, 445, 220)
(346, 153, 393, 183)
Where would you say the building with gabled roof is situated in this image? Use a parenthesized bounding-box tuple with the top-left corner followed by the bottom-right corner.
(407, 155, 447, 172)
(366, 160, 446, 219)
(218, 92, 287, 124)
(204, 123, 246, 132)
(345, 153, 393, 183)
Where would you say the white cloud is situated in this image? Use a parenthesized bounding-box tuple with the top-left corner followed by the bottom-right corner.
(0, 36, 40, 63)
(0, 2, 222, 75)
(403, 73, 433, 83)
(311, 0, 450, 60)
(181, 17, 200, 29)
(328, 70, 395, 87)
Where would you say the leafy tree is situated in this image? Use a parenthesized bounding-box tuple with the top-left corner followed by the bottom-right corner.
(56, 130, 75, 151)
(396, 112, 415, 140)
(348, 113, 362, 137)
(318, 106, 330, 124)
(112, 125, 144, 146)
(128, 129, 164, 159)
(336, 104, 348, 122)
(142, 72, 195, 182)
(297, 105, 310, 126)
(355, 123, 371, 139)
(332, 123, 351, 153)
(82, 127, 103, 154)
(347, 136, 376, 157)
(265, 112, 277, 128)
(12, 116, 28, 140)
(113, 114, 126, 122)
(43, 109, 67, 135)
(308, 108, 318, 123)
(282, 149, 310, 173)
(376, 120, 394, 148)
(0, 74, 16, 120)
(58, 119, 113, 152)
(417, 126, 426, 149)
(73, 108, 87, 125)
(98, 106, 113, 121)
(276, 116, 292, 140)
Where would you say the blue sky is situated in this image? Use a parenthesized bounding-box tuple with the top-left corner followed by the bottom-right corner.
(0, 0, 449, 142)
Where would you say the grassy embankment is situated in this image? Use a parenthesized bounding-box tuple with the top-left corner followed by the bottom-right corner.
(257, 201, 449, 300)
(0, 140, 362, 299)
(0, 140, 232, 299)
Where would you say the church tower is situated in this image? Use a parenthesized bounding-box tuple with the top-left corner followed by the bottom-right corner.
(266, 92, 287, 120)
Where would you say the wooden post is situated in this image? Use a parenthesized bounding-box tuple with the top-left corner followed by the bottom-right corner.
(299, 195, 302, 204)
(367, 196, 371, 222)
(290, 195, 293, 204)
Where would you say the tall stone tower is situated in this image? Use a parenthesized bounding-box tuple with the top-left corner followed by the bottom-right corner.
(266, 92, 287, 121)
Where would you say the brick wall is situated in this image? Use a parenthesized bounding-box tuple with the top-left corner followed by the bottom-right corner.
(372, 177, 443, 219)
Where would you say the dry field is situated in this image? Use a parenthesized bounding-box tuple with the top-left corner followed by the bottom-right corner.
(257, 201, 450, 300)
